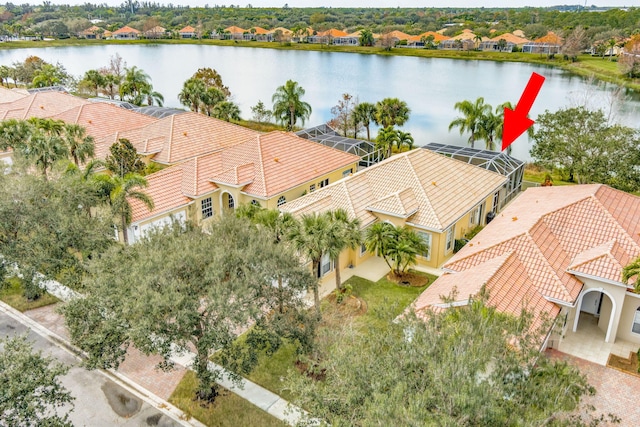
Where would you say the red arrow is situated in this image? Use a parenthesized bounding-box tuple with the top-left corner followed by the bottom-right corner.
(502, 72, 546, 151)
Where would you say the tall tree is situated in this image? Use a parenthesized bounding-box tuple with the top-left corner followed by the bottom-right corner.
(287, 212, 334, 317)
(365, 222, 428, 278)
(104, 138, 145, 178)
(374, 98, 410, 128)
(329, 93, 358, 137)
(396, 130, 414, 151)
(0, 335, 74, 427)
(353, 102, 377, 141)
(531, 107, 640, 191)
(21, 118, 69, 178)
(62, 216, 314, 403)
(272, 80, 312, 131)
(211, 100, 241, 122)
(375, 125, 399, 159)
(31, 63, 69, 88)
(178, 77, 207, 113)
(326, 209, 362, 291)
(62, 123, 95, 167)
(359, 28, 374, 46)
(192, 67, 231, 98)
(78, 69, 106, 96)
(119, 66, 163, 106)
(448, 97, 491, 149)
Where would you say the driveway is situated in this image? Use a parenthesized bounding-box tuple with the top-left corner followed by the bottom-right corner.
(0, 311, 182, 427)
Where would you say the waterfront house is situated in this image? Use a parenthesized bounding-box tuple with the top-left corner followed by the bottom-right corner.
(145, 26, 167, 39)
(112, 25, 140, 40)
(308, 28, 348, 44)
(178, 25, 196, 39)
(522, 31, 563, 54)
(78, 25, 103, 39)
(223, 26, 246, 40)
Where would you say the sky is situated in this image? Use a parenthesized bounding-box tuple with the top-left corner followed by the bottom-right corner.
(47, 1, 636, 8)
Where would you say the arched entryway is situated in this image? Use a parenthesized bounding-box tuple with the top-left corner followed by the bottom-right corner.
(573, 288, 617, 343)
(221, 192, 235, 212)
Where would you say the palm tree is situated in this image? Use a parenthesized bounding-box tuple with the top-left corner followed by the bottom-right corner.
(474, 34, 483, 50)
(623, 257, 640, 292)
(326, 209, 362, 291)
(31, 63, 66, 88)
(448, 97, 491, 149)
(365, 223, 428, 278)
(374, 98, 410, 128)
(607, 38, 617, 61)
(375, 126, 399, 159)
(120, 66, 163, 106)
(353, 102, 377, 141)
(179, 77, 207, 113)
(359, 29, 374, 47)
(79, 69, 106, 96)
(21, 118, 68, 178)
(396, 130, 414, 151)
(211, 101, 241, 122)
(287, 213, 335, 317)
(202, 87, 226, 117)
(477, 109, 501, 151)
(272, 80, 312, 131)
(95, 173, 154, 245)
(62, 123, 95, 167)
(365, 222, 395, 271)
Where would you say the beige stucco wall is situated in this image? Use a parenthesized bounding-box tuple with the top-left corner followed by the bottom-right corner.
(572, 276, 628, 343)
(615, 294, 640, 344)
(598, 295, 613, 334)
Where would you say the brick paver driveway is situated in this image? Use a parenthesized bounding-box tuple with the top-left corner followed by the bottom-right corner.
(548, 349, 640, 426)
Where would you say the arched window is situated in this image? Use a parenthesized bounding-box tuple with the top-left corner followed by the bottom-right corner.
(227, 194, 235, 209)
(633, 307, 640, 334)
(277, 196, 286, 207)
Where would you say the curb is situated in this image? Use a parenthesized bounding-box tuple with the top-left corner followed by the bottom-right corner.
(0, 300, 205, 427)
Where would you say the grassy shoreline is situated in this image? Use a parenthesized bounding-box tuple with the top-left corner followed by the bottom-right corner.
(2, 38, 639, 91)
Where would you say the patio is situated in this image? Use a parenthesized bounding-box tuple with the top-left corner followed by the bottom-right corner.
(557, 313, 639, 365)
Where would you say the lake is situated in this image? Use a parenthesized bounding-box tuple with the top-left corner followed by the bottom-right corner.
(1, 44, 639, 161)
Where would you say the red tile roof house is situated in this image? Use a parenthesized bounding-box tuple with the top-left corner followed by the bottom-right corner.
(112, 25, 141, 40)
(412, 184, 640, 356)
(179, 25, 196, 39)
(280, 148, 507, 282)
(126, 131, 359, 244)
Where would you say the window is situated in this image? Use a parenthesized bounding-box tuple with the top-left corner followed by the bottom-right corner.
(319, 252, 332, 277)
(201, 197, 213, 219)
(417, 231, 432, 261)
(633, 307, 640, 334)
(251, 200, 260, 207)
(360, 243, 367, 256)
(342, 168, 353, 178)
(227, 194, 235, 209)
(492, 191, 500, 213)
(469, 202, 484, 226)
(310, 184, 316, 192)
(319, 178, 329, 188)
(445, 226, 455, 254)
(277, 196, 286, 207)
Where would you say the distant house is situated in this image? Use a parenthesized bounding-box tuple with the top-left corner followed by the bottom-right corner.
(523, 31, 563, 54)
(145, 26, 167, 39)
(439, 39, 475, 50)
(270, 27, 293, 42)
(179, 25, 196, 39)
(480, 33, 530, 52)
(112, 25, 140, 40)
(244, 26, 272, 41)
(407, 31, 449, 48)
(78, 25, 102, 39)
(308, 28, 348, 44)
(127, 131, 360, 244)
(223, 26, 246, 40)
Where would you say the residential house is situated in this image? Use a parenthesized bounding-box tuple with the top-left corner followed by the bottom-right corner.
(480, 33, 530, 52)
(95, 112, 261, 166)
(244, 26, 272, 41)
(223, 26, 246, 40)
(144, 26, 167, 39)
(439, 38, 475, 50)
(112, 25, 141, 40)
(127, 131, 359, 243)
(280, 148, 507, 280)
(523, 31, 563, 54)
(178, 25, 196, 39)
(0, 91, 89, 120)
(412, 184, 640, 351)
(408, 31, 449, 48)
(308, 28, 348, 44)
(78, 25, 103, 39)
(270, 27, 293, 42)
(333, 31, 363, 46)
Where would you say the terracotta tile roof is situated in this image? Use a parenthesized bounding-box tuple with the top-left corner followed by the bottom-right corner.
(317, 28, 348, 38)
(113, 25, 140, 34)
(130, 131, 359, 223)
(411, 31, 450, 42)
(225, 26, 246, 34)
(414, 185, 640, 329)
(269, 27, 293, 35)
(281, 149, 506, 231)
(179, 25, 196, 33)
(534, 31, 563, 45)
(386, 30, 412, 40)
(490, 33, 530, 45)
(0, 87, 28, 104)
(52, 103, 157, 140)
(99, 112, 261, 165)
(251, 26, 269, 35)
(80, 25, 101, 35)
(0, 92, 89, 120)
(210, 131, 359, 198)
(367, 188, 419, 218)
(129, 166, 191, 223)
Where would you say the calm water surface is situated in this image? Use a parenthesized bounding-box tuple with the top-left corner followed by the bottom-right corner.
(1, 44, 639, 161)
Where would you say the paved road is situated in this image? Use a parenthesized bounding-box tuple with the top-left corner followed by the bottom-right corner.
(0, 311, 182, 427)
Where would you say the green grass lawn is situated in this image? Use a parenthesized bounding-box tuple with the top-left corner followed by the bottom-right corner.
(168, 371, 286, 427)
(0, 277, 59, 312)
(220, 271, 434, 399)
(523, 167, 575, 187)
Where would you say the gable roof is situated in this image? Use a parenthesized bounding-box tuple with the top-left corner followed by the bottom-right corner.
(0, 87, 29, 104)
(130, 131, 359, 222)
(411, 31, 450, 42)
(534, 31, 563, 45)
(52, 103, 157, 140)
(113, 25, 140, 34)
(385, 30, 412, 40)
(0, 91, 89, 120)
(281, 148, 507, 231)
(269, 27, 293, 35)
(317, 28, 348, 38)
(80, 25, 101, 35)
(225, 26, 246, 34)
(96, 112, 260, 165)
(490, 32, 530, 45)
(250, 26, 270, 35)
(179, 25, 196, 33)
(414, 185, 640, 328)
